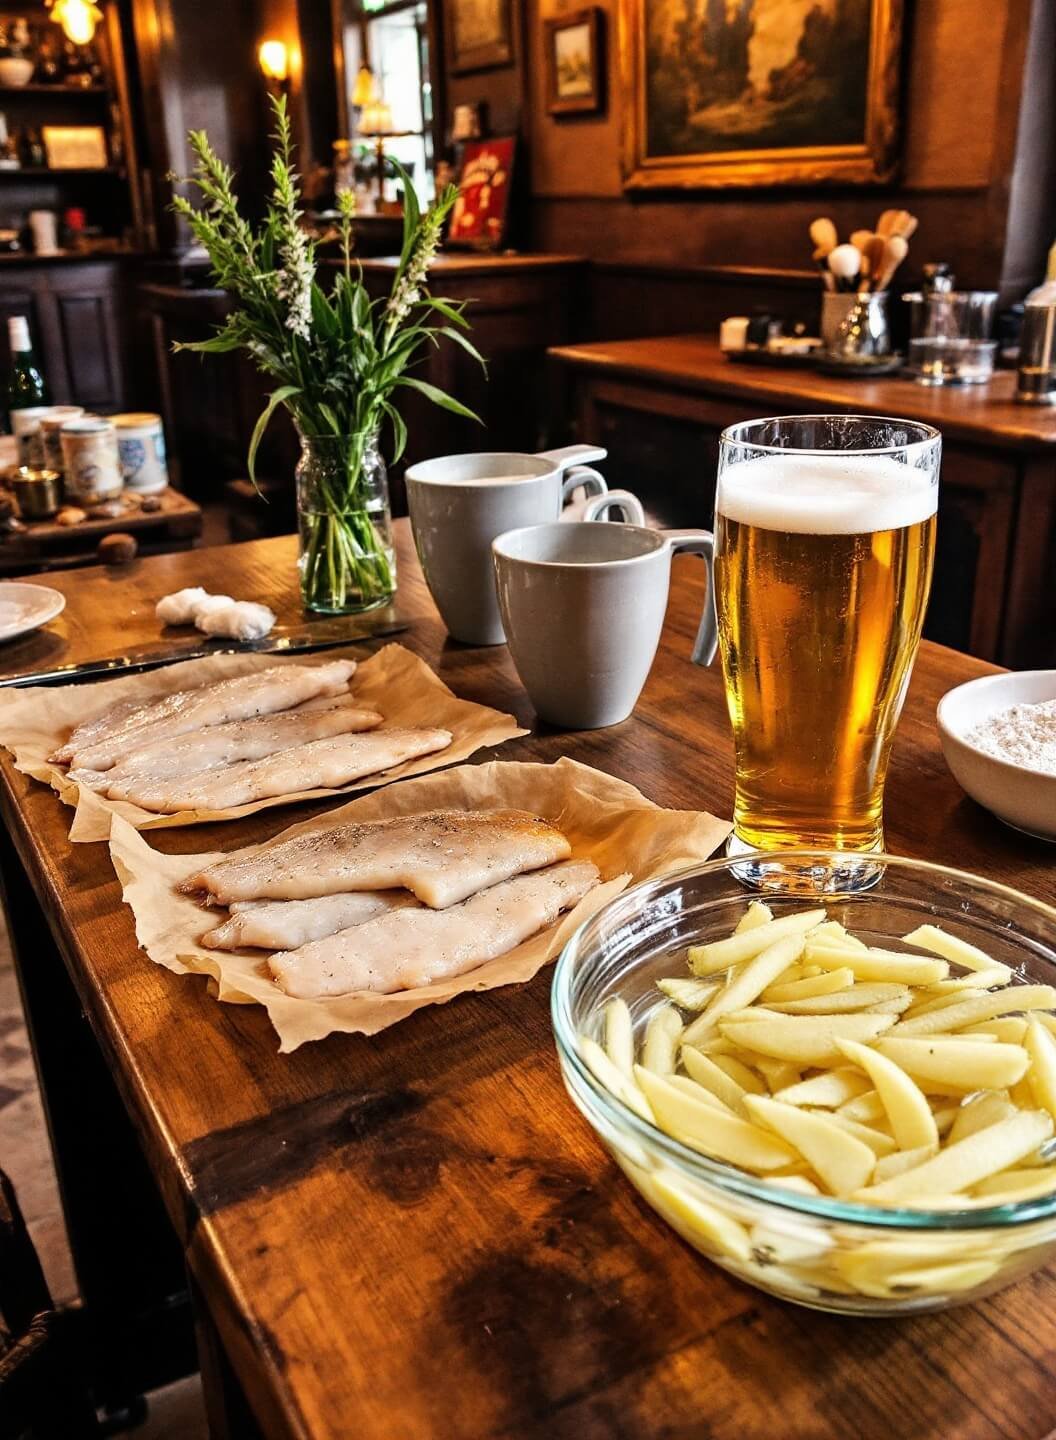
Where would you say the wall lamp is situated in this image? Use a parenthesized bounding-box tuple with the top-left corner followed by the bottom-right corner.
(258, 39, 290, 87)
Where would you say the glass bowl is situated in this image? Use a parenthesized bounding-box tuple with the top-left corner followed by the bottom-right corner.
(551, 851, 1056, 1316)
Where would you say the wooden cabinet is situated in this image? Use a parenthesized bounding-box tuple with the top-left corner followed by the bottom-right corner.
(549, 335, 1056, 668)
(0, 258, 129, 411)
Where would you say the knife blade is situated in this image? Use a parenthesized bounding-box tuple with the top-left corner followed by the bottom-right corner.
(0, 615, 411, 688)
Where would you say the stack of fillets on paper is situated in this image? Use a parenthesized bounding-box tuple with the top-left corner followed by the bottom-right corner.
(49, 661, 453, 813)
(179, 809, 601, 998)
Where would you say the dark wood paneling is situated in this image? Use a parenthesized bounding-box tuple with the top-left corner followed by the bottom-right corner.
(0, 260, 128, 410)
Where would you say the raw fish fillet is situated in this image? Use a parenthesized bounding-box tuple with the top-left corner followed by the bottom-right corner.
(72, 698, 383, 799)
(269, 858, 600, 997)
(182, 809, 573, 909)
(51, 660, 357, 769)
(201, 891, 415, 950)
(125, 727, 452, 812)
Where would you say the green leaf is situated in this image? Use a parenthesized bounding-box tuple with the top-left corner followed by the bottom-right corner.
(381, 400, 407, 463)
(395, 160, 420, 274)
(317, 402, 342, 435)
(422, 295, 470, 329)
(174, 332, 244, 355)
(397, 376, 481, 422)
(438, 326, 487, 367)
(248, 384, 301, 490)
(310, 283, 339, 341)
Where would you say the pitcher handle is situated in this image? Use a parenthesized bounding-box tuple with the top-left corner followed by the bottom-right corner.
(582, 489, 646, 526)
(664, 529, 717, 667)
(561, 465, 608, 504)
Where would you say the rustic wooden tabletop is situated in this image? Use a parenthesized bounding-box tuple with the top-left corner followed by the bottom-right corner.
(1, 527, 1054, 1440)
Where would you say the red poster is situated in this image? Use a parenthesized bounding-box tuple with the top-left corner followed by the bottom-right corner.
(448, 137, 516, 250)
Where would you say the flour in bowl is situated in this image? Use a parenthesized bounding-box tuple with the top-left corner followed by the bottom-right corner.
(967, 698, 1056, 773)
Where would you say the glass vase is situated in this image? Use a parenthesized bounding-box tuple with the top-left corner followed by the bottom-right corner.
(295, 430, 396, 614)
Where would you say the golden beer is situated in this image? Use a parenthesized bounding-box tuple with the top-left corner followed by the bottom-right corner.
(715, 442, 938, 855)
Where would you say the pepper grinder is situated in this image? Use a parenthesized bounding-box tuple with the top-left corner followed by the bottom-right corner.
(1017, 302, 1056, 405)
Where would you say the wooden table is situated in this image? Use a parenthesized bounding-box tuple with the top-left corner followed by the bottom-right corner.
(548, 334, 1056, 670)
(2, 527, 1055, 1440)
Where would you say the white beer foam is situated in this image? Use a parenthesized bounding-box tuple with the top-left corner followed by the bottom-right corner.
(718, 454, 938, 535)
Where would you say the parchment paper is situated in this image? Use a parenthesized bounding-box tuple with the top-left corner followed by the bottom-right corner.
(0, 644, 527, 842)
(110, 757, 731, 1051)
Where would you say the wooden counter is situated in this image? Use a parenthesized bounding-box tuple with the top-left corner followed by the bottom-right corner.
(549, 335, 1056, 668)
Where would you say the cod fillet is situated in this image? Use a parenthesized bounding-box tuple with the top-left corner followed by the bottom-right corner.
(181, 808, 573, 909)
(124, 727, 452, 812)
(201, 891, 416, 951)
(52, 660, 357, 769)
(71, 698, 383, 800)
(269, 858, 600, 996)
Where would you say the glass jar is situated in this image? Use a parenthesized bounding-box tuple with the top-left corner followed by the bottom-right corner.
(295, 430, 396, 614)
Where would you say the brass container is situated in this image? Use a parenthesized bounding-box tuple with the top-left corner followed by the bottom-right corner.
(12, 466, 63, 519)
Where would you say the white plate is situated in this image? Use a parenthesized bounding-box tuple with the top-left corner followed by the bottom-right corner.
(937, 669, 1056, 842)
(0, 582, 66, 642)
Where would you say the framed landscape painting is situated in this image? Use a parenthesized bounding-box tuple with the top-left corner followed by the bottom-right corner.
(545, 8, 605, 116)
(619, 0, 904, 189)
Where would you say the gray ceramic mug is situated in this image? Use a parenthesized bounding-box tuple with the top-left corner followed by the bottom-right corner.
(406, 445, 645, 645)
(492, 521, 717, 729)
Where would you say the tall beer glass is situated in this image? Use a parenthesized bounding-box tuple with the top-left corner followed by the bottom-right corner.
(715, 416, 940, 886)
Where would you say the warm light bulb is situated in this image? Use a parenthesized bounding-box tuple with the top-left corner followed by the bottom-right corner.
(51, 0, 102, 45)
(258, 39, 289, 83)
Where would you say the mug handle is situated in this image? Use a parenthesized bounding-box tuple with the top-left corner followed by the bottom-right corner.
(664, 529, 717, 667)
(581, 488, 647, 525)
(561, 465, 608, 504)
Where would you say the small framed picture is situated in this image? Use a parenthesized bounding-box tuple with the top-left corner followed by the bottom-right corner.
(446, 0, 514, 74)
(41, 126, 108, 170)
(545, 8, 604, 117)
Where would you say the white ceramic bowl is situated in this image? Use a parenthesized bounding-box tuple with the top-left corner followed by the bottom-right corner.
(0, 58, 35, 87)
(937, 669, 1056, 841)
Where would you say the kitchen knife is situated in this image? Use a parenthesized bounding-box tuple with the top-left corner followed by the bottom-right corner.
(0, 615, 411, 688)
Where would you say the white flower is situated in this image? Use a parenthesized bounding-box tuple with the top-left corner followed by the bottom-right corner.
(385, 213, 443, 329)
(276, 222, 313, 340)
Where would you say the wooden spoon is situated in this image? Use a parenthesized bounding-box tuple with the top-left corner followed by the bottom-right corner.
(875, 235, 909, 290)
(850, 229, 876, 256)
(865, 234, 888, 290)
(809, 217, 839, 256)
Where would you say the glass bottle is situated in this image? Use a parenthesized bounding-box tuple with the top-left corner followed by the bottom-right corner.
(5, 315, 50, 433)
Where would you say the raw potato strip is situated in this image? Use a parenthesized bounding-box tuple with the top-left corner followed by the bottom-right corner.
(667, 1075, 736, 1113)
(744, 1095, 876, 1196)
(872, 1144, 939, 1183)
(657, 977, 721, 1010)
(963, 1018, 1028, 1044)
(763, 968, 854, 1004)
(734, 901, 774, 934)
(876, 1038, 1029, 1093)
(683, 933, 807, 1041)
(901, 923, 1013, 985)
(903, 988, 988, 1020)
(803, 943, 948, 986)
(1025, 1019, 1056, 1122)
(719, 1013, 896, 1067)
(768, 983, 909, 1015)
(972, 1167, 1056, 1201)
(688, 908, 825, 975)
(634, 1067, 797, 1172)
(681, 1047, 751, 1115)
(707, 1053, 767, 1094)
(811, 920, 866, 949)
(890, 985, 1056, 1038)
(579, 1037, 654, 1123)
(947, 1091, 1017, 1145)
(855, 1110, 1054, 1203)
(604, 998, 635, 1078)
(926, 970, 1010, 993)
(773, 1069, 871, 1108)
(836, 1038, 938, 1151)
(839, 1089, 887, 1125)
(640, 1004, 683, 1075)
(820, 1112, 897, 1157)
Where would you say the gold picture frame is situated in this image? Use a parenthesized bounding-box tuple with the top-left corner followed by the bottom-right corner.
(620, 0, 904, 190)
